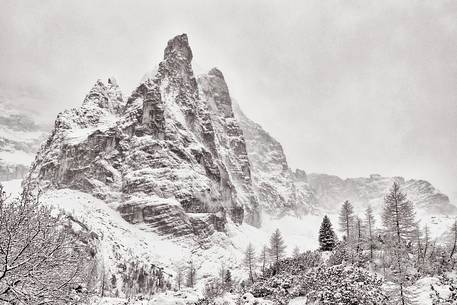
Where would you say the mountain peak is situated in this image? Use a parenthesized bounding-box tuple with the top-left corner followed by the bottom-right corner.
(82, 78, 124, 114)
(208, 67, 225, 80)
(164, 33, 193, 62)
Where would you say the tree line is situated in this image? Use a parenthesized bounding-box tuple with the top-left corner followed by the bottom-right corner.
(317, 182, 457, 304)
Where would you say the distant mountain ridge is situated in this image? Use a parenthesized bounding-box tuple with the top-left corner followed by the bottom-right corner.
(307, 173, 456, 215)
(0, 98, 48, 180)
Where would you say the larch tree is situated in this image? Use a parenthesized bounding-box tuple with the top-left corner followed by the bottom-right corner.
(423, 225, 431, 265)
(339, 200, 355, 241)
(175, 264, 184, 290)
(449, 219, 457, 263)
(269, 229, 286, 272)
(413, 225, 423, 269)
(318, 215, 337, 251)
(382, 182, 417, 304)
(259, 245, 268, 276)
(244, 243, 256, 284)
(186, 259, 196, 288)
(218, 262, 226, 285)
(354, 216, 365, 255)
(382, 182, 417, 245)
(365, 205, 376, 260)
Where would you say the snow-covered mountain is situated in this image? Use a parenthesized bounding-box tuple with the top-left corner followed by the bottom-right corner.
(0, 98, 48, 181)
(26, 34, 262, 242)
(308, 173, 457, 215)
(7, 33, 454, 298)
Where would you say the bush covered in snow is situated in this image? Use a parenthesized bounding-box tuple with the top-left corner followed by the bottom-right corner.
(301, 265, 387, 305)
(264, 250, 322, 278)
(248, 251, 321, 304)
(249, 257, 387, 305)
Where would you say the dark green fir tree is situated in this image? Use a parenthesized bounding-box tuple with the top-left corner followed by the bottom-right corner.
(319, 215, 337, 251)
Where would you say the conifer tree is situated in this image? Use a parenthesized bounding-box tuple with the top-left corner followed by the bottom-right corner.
(259, 245, 268, 276)
(414, 224, 423, 269)
(449, 219, 457, 263)
(382, 182, 416, 303)
(354, 216, 365, 255)
(423, 225, 431, 265)
(224, 270, 232, 289)
(365, 205, 375, 260)
(244, 243, 256, 283)
(269, 229, 286, 271)
(175, 265, 184, 290)
(339, 200, 355, 240)
(218, 262, 226, 285)
(319, 215, 337, 251)
(382, 182, 416, 244)
(186, 260, 196, 288)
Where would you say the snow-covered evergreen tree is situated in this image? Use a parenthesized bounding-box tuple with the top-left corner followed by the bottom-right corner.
(224, 270, 232, 289)
(319, 215, 336, 251)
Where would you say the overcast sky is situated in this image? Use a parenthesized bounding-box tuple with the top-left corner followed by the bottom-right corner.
(1, 0, 456, 199)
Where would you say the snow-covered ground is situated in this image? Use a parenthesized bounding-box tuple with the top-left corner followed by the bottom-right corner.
(2, 179, 456, 305)
(2, 179, 454, 273)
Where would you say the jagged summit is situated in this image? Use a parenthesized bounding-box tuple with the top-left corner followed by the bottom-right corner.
(164, 33, 193, 62)
(208, 67, 225, 79)
(25, 34, 262, 246)
(82, 78, 124, 115)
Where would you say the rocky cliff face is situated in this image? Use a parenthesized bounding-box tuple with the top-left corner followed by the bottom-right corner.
(0, 99, 48, 181)
(233, 103, 318, 216)
(26, 34, 260, 241)
(197, 68, 260, 225)
(308, 173, 456, 214)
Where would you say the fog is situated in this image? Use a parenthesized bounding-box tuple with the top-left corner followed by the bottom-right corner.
(1, 0, 456, 198)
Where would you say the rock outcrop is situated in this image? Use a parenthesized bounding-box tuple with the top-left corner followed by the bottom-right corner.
(26, 34, 260, 241)
(308, 173, 457, 214)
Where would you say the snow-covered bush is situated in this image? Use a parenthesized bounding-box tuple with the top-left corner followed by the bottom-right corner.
(264, 250, 322, 277)
(301, 265, 387, 305)
(248, 251, 322, 304)
(204, 277, 226, 300)
(328, 241, 351, 266)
